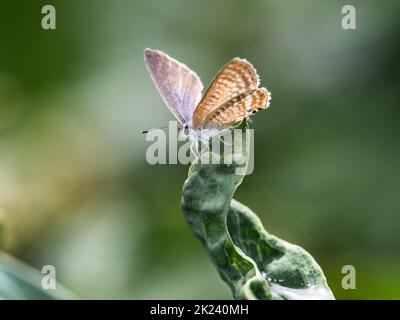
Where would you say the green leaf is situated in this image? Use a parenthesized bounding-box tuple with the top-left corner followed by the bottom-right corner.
(0, 251, 77, 300)
(181, 120, 334, 300)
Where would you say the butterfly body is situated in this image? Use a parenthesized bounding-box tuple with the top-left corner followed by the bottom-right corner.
(144, 48, 271, 153)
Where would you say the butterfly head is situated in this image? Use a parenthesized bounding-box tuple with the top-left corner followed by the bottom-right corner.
(180, 124, 217, 140)
(179, 124, 198, 142)
(183, 124, 190, 136)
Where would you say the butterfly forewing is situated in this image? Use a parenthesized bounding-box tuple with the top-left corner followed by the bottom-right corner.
(202, 88, 270, 128)
(144, 48, 203, 125)
(192, 58, 260, 129)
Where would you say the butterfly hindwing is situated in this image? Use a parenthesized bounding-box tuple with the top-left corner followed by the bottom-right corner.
(202, 88, 270, 128)
(192, 58, 260, 128)
(144, 48, 203, 125)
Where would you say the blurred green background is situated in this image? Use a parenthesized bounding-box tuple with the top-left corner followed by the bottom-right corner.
(0, 0, 399, 299)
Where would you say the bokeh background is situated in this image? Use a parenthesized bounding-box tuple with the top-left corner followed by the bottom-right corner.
(0, 0, 399, 299)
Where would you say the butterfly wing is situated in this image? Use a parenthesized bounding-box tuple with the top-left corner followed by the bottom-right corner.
(192, 58, 260, 129)
(144, 48, 203, 125)
(202, 88, 270, 128)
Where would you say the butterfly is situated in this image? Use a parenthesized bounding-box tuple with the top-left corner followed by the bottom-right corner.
(144, 48, 271, 154)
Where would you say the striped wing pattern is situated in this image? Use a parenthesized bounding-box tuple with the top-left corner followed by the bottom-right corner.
(192, 58, 269, 129)
(203, 88, 270, 128)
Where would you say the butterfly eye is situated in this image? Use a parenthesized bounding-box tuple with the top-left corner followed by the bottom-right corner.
(183, 125, 190, 135)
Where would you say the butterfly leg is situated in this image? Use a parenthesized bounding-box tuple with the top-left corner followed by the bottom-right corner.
(190, 139, 199, 158)
(218, 135, 231, 146)
(195, 139, 201, 155)
(218, 129, 234, 147)
(199, 137, 211, 153)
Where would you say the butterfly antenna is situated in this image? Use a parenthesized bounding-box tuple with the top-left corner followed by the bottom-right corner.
(141, 125, 168, 134)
